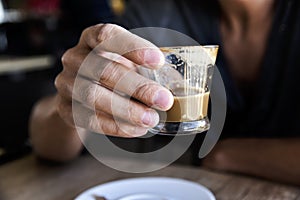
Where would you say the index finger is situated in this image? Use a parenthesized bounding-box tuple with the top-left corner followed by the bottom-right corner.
(78, 24, 165, 69)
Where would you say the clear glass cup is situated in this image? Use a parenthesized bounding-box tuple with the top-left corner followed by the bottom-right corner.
(139, 45, 219, 135)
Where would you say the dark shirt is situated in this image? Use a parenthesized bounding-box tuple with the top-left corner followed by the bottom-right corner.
(118, 0, 300, 138)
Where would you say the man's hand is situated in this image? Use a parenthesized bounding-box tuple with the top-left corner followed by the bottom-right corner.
(55, 24, 174, 137)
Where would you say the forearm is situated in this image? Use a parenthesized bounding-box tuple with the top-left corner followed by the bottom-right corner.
(203, 138, 300, 186)
(29, 95, 84, 162)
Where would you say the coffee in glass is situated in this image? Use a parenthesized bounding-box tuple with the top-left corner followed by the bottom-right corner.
(140, 45, 218, 135)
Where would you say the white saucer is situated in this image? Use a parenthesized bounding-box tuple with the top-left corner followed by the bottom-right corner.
(75, 177, 215, 200)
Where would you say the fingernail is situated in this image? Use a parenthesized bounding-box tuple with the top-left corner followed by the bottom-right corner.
(144, 49, 165, 68)
(142, 110, 159, 127)
(153, 89, 173, 110)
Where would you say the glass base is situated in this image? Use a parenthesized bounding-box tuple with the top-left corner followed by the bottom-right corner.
(149, 117, 210, 136)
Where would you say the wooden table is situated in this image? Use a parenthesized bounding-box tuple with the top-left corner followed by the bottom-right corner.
(0, 154, 299, 200)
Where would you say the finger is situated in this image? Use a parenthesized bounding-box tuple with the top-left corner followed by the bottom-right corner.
(74, 76, 160, 127)
(78, 50, 138, 81)
(57, 96, 147, 137)
(97, 51, 138, 71)
(56, 71, 160, 127)
(61, 47, 91, 76)
(79, 23, 125, 49)
(78, 24, 165, 69)
(97, 58, 174, 111)
(55, 70, 74, 101)
(72, 100, 148, 137)
(62, 45, 138, 84)
(70, 51, 173, 111)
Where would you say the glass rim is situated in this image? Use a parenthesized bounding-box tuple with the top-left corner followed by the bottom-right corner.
(159, 45, 219, 50)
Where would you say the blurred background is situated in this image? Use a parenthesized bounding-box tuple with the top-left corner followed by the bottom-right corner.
(0, 0, 125, 164)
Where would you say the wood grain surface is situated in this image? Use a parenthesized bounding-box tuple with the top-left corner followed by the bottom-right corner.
(0, 154, 299, 200)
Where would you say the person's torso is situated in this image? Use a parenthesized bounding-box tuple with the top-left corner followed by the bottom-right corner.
(119, 0, 300, 138)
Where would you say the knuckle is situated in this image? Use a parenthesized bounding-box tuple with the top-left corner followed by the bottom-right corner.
(97, 24, 114, 43)
(102, 121, 118, 136)
(61, 48, 73, 68)
(55, 72, 71, 98)
(80, 24, 106, 48)
(91, 58, 108, 80)
(97, 23, 125, 43)
(81, 84, 98, 106)
(127, 102, 143, 125)
(54, 73, 64, 91)
(99, 61, 121, 86)
(88, 114, 101, 133)
(133, 81, 158, 102)
(92, 111, 132, 137)
(114, 123, 132, 138)
(61, 47, 80, 72)
(91, 111, 141, 137)
(81, 26, 93, 41)
(90, 112, 117, 135)
(127, 103, 136, 122)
